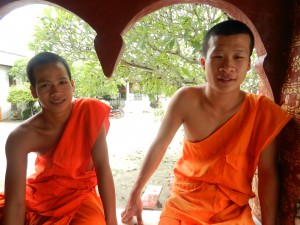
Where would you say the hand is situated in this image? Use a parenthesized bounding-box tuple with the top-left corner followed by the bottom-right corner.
(121, 195, 144, 225)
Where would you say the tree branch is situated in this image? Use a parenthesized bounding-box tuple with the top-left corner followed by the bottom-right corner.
(120, 59, 156, 72)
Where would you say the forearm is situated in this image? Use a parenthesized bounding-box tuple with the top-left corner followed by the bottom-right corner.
(131, 144, 167, 196)
(3, 203, 25, 225)
(3, 151, 27, 225)
(258, 169, 279, 225)
(97, 170, 117, 225)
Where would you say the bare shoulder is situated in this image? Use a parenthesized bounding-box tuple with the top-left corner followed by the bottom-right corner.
(164, 85, 205, 120)
(173, 85, 205, 103)
(6, 115, 43, 156)
(176, 85, 203, 96)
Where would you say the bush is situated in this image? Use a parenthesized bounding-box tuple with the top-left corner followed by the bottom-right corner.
(153, 106, 165, 120)
(22, 108, 32, 119)
(7, 84, 35, 104)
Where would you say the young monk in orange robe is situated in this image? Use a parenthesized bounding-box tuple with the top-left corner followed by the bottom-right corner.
(160, 93, 291, 225)
(0, 52, 117, 225)
(121, 20, 292, 225)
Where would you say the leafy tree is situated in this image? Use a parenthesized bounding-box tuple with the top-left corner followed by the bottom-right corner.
(7, 83, 37, 119)
(6, 59, 37, 119)
(29, 7, 123, 99)
(7, 58, 29, 83)
(122, 5, 223, 90)
(7, 84, 34, 104)
(72, 61, 124, 98)
(28, 4, 260, 105)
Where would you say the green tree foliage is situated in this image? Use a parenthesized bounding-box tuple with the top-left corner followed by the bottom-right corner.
(27, 4, 260, 102)
(7, 84, 35, 104)
(28, 7, 124, 98)
(122, 4, 225, 93)
(7, 58, 29, 82)
(6, 59, 37, 119)
(7, 84, 37, 119)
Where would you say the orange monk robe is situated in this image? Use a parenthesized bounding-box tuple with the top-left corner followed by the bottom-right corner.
(0, 98, 111, 224)
(160, 93, 292, 225)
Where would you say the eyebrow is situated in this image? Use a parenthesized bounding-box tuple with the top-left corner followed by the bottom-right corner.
(36, 80, 51, 84)
(37, 77, 69, 84)
(234, 49, 247, 52)
(212, 49, 248, 55)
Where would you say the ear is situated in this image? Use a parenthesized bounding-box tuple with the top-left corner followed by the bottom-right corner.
(71, 80, 75, 91)
(200, 57, 206, 70)
(247, 59, 251, 71)
(30, 85, 38, 98)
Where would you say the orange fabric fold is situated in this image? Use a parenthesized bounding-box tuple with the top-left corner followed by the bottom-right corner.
(0, 98, 110, 223)
(23, 190, 105, 225)
(161, 93, 292, 224)
(159, 216, 193, 225)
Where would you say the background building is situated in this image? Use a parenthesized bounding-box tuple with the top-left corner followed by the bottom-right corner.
(0, 50, 27, 120)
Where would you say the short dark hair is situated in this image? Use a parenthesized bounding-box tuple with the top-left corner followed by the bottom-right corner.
(26, 52, 72, 86)
(201, 20, 254, 58)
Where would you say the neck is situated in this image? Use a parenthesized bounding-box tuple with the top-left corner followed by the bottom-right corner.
(203, 85, 245, 111)
(39, 103, 74, 129)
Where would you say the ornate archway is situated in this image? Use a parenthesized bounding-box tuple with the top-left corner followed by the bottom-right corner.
(0, 0, 297, 224)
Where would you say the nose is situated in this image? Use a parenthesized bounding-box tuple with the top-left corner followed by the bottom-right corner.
(218, 58, 235, 73)
(50, 84, 61, 95)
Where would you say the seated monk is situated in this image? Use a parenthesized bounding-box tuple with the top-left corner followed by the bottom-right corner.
(0, 52, 117, 225)
(121, 20, 292, 225)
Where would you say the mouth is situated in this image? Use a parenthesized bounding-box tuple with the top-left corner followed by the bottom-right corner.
(219, 77, 231, 81)
(217, 77, 235, 83)
(50, 98, 65, 104)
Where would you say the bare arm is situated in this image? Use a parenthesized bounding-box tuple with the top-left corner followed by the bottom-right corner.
(91, 124, 117, 225)
(122, 91, 185, 224)
(258, 139, 279, 225)
(2, 131, 28, 225)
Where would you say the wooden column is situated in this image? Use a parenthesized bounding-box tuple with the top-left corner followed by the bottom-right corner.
(279, 0, 300, 224)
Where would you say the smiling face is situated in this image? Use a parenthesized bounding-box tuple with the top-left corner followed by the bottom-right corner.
(30, 62, 75, 113)
(200, 34, 251, 94)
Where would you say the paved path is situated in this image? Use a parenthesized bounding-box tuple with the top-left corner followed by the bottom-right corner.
(0, 121, 23, 190)
(0, 121, 38, 191)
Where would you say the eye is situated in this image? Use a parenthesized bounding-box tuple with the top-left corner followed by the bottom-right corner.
(60, 80, 68, 85)
(235, 56, 244, 59)
(212, 55, 223, 59)
(40, 84, 50, 88)
(234, 53, 247, 59)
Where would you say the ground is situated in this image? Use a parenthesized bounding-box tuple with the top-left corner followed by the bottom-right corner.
(107, 112, 183, 209)
(0, 111, 183, 210)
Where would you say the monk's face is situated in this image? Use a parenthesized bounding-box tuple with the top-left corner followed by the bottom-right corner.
(200, 34, 251, 94)
(30, 62, 75, 113)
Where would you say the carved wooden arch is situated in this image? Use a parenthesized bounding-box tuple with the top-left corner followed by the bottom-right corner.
(0, 0, 273, 99)
(0, 0, 293, 103)
(0, 0, 297, 223)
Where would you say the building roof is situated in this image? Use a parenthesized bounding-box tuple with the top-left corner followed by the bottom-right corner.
(0, 50, 27, 67)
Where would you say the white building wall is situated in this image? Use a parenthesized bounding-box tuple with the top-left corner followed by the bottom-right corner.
(0, 65, 11, 120)
(0, 51, 28, 120)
